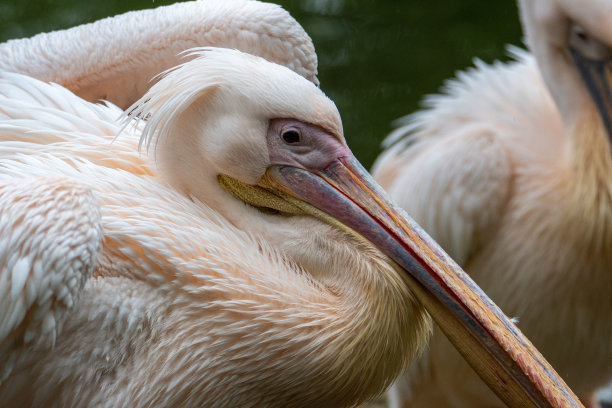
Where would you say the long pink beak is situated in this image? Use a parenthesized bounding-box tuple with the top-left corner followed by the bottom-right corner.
(266, 154, 582, 408)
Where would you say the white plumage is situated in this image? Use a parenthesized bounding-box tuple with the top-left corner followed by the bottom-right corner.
(0, 3, 586, 407)
(0, 48, 431, 407)
(0, 177, 102, 381)
(0, 0, 319, 109)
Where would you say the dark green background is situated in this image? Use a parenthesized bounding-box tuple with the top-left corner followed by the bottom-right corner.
(1, 0, 523, 168)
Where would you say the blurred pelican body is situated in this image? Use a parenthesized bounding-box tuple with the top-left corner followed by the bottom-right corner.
(373, 0, 612, 406)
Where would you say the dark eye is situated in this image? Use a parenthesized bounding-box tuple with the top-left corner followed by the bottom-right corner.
(574, 26, 588, 42)
(281, 130, 301, 144)
(569, 23, 612, 60)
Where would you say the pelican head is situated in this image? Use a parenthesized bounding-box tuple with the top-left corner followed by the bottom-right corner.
(133, 48, 341, 222)
(519, 0, 612, 138)
(127, 47, 578, 406)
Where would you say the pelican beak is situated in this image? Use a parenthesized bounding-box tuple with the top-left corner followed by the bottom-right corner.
(262, 154, 582, 408)
(569, 46, 612, 138)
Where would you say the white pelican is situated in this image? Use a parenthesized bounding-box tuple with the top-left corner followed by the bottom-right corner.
(0, 0, 319, 109)
(372, 0, 612, 406)
(0, 47, 580, 406)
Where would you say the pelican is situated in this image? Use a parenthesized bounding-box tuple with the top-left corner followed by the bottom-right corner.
(372, 0, 612, 406)
(0, 45, 582, 406)
(0, 0, 319, 109)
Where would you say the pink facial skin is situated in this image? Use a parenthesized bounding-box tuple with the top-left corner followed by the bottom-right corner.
(266, 118, 351, 171)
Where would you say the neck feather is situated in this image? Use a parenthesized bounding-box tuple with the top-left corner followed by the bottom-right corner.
(565, 106, 612, 253)
(98, 197, 428, 406)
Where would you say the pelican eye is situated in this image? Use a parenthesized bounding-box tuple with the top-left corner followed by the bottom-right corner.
(569, 23, 612, 60)
(573, 25, 588, 42)
(281, 130, 301, 145)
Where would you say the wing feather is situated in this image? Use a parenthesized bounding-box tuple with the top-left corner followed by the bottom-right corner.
(0, 177, 103, 381)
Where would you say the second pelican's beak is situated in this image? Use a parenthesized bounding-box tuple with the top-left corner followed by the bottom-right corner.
(258, 154, 582, 408)
(569, 46, 612, 138)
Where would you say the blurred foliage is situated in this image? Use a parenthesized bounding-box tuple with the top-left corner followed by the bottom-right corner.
(0, 0, 522, 167)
